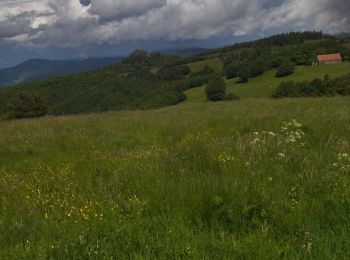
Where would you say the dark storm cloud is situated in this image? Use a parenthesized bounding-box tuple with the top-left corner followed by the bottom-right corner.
(79, 0, 91, 6)
(0, 0, 349, 47)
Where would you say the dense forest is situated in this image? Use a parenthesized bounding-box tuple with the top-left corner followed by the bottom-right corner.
(0, 31, 349, 118)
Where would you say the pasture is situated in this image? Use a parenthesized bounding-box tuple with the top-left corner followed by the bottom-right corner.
(1, 96, 349, 258)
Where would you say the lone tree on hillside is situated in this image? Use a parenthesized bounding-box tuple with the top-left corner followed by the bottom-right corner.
(205, 74, 226, 101)
(8, 92, 48, 119)
(237, 66, 251, 83)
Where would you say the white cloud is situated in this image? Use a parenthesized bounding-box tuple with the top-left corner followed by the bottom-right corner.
(0, 0, 349, 48)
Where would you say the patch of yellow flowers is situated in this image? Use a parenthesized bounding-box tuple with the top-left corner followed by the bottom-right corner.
(1, 164, 147, 223)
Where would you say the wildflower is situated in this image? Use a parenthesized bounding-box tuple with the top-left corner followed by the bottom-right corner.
(286, 136, 297, 143)
(268, 177, 273, 182)
(278, 153, 286, 159)
(44, 213, 49, 219)
(250, 138, 260, 144)
(292, 119, 302, 128)
(217, 154, 236, 163)
(268, 132, 276, 137)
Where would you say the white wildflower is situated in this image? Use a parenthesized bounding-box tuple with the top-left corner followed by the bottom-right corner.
(268, 132, 276, 137)
(251, 138, 260, 144)
(278, 153, 286, 159)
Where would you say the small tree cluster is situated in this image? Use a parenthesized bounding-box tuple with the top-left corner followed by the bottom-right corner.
(273, 74, 350, 98)
(8, 92, 48, 119)
(205, 75, 240, 101)
(275, 62, 295, 77)
(205, 75, 226, 101)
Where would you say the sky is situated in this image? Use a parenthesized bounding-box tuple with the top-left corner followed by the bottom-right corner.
(0, 0, 349, 68)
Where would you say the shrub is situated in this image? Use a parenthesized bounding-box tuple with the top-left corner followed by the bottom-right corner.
(249, 64, 264, 77)
(176, 76, 210, 92)
(205, 75, 226, 101)
(272, 57, 288, 68)
(237, 67, 251, 83)
(9, 92, 48, 119)
(334, 74, 350, 95)
(273, 81, 298, 98)
(275, 62, 295, 77)
(224, 64, 240, 79)
(273, 73, 350, 98)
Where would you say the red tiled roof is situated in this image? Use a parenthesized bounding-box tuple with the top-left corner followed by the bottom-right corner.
(317, 53, 342, 62)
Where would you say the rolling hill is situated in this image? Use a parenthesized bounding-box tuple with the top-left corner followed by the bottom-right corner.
(184, 62, 350, 101)
(1, 92, 350, 258)
(0, 57, 124, 88)
(1, 31, 350, 258)
(0, 31, 349, 119)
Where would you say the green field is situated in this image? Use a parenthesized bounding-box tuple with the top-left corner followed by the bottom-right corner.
(1, 36, 350, 257)
(1, 95, 350, 258)
(185, 62, 350, 102)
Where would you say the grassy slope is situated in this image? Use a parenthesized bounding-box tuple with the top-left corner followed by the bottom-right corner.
(185, 62, 350, 102)
(1, 48, 350, 258)
(1, 96, 350, 258)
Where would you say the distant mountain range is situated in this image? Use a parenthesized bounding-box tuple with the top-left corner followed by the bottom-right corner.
(0, 57, 124, 88)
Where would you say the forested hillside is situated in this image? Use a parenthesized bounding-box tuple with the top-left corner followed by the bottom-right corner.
(0, 31, 349, 118)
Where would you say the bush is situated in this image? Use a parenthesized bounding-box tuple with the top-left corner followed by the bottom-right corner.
(224, 64, 240, 79)
(237, 67, 251, 83)
(249, 64, 264, 77)
(334, 74, 350, 95)
(9, 92, 48, 119)
(205, 75, 226, 101)
(273, 81, 298, 98)
(176, 76, 210, 92)
(273, 73, 350, 98)
(272, 57, 288, 68)
(275, 62, 295, 77)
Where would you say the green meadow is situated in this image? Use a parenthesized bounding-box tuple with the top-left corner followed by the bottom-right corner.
(1, 30, 350, 257)
(1, 64, 350, 258)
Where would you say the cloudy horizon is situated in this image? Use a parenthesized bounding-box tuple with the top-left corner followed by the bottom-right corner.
(0, 0, 349, 68)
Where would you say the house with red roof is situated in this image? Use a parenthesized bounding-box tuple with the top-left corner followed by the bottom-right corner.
(317, 53, 342, 65)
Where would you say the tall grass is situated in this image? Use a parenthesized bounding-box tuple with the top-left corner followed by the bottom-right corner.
(0, 97, 349, 258)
